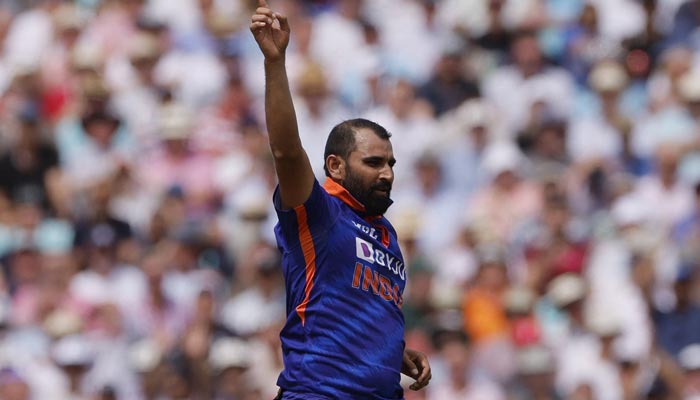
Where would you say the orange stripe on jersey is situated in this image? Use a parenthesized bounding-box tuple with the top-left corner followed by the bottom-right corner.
(364, 216, 391, 247)
(294, 205, 317, 326)
(322, 179, 366, 211)
(378, 225, 390, 247)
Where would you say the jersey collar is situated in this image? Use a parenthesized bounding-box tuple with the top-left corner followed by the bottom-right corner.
(323, 178, 366, 212)
(322, 178, 394, 219)
(323, 178, 392, 246)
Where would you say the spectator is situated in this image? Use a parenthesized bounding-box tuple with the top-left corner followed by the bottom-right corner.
(441, 98, 502, 196)
(220, 245, 284, 338)
(427, 330, 505, 400)
(506, 345, 562, 400)
(461, 245, 515, 382)
(546, 274, 624, 400)
(678, 343, 700, 398)
(653, 266, 700, 358)
(293, 61, 350, 179)
(561, 3, 622, 84)
(0, 368, 30, 400)
(137, 101, 219, 215)
(628, 143, 694, 233)
(209, 337, 260, 400)
(519, 191, 589, 290)
(483, 30, 575, 134)
(568, 59, 633, 166)
(364, 78, 440, 191)
(674, 182, 700, 267)
(390, 152, 464, 256)
(503, 286, 542, 348)
(667, 0, 700, 49)
(467, 141, 543, 243)
(417, 50, 480, 116)
(0, 105, 60, 211)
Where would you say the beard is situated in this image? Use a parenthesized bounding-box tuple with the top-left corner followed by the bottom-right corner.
(343, 168, 393, 216)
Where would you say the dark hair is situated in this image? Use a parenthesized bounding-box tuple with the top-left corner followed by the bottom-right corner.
(511, 28, 538, 45)
(323, 118, 391, 177)
(81, 110, 121, 132)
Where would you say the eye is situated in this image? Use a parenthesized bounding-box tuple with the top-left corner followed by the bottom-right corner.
(364, 158, 382, 167)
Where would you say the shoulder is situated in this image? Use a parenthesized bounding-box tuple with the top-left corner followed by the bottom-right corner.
(274, 179, 343, 236)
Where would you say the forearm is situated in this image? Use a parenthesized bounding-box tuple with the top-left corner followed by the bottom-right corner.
(252, 3, 314, 208)
(264, 58, 303, 159)
(263, 56, 314, 208)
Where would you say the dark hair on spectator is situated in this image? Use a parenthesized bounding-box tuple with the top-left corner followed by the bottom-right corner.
(431, 327, 469, 351)
(323, 119, 391, 177)
(511, 28, 538, 44)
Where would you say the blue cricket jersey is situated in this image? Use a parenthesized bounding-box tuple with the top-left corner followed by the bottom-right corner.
(273, 178, 407, 400)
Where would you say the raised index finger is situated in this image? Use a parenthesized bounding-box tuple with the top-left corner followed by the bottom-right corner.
(257, 0, 269, 7)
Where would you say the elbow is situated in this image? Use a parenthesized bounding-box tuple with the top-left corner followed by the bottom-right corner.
(271, 148, 289, 160)
(270, 145, 305, 162)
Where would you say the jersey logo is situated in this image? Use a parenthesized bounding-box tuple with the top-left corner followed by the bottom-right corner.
(356, 237, 375, 263)
(355, 237, 405, 280)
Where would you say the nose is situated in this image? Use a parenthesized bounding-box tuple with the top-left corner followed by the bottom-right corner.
(379, 163, 394, 183)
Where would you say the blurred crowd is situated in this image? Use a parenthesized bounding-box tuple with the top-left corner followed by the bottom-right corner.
(1, 0, 700, 399)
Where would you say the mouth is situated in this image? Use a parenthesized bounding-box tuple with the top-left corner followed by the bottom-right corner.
(373, 188, 390, 197)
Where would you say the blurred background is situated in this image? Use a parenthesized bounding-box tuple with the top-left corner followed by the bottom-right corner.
(0, 0, 700, 399)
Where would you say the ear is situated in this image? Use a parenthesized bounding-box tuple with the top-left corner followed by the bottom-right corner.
(326, 155, 345, 180)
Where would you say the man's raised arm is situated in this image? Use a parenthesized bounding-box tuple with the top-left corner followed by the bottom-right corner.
(250, 0, 314, 209)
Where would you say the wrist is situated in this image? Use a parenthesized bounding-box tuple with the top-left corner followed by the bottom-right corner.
(264, 56, 286, 66)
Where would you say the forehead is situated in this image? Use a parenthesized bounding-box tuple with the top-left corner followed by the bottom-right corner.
(351, 128, 393, 157)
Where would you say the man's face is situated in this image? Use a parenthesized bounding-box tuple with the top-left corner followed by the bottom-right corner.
(512, 36, 542, 76)
(342, 128, 395, 215)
